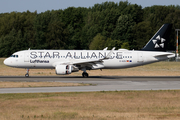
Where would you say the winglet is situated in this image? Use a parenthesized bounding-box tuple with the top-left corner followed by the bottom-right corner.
(103, 47, 108, 50)
(104, 47, 115, 59)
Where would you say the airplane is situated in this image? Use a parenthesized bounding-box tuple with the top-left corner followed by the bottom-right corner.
(3, 24, 175, 77)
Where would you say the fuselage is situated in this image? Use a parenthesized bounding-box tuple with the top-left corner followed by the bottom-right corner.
(4, 49, 175, 70)
(3, 24, 175, 77)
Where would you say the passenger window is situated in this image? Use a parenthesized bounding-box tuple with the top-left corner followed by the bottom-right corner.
(16, 55, 18, 58)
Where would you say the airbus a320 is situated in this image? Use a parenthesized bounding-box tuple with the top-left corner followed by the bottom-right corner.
(4, 24, 175, 77)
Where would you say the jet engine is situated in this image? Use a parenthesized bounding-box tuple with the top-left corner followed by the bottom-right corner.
(55, 65, 72, 75)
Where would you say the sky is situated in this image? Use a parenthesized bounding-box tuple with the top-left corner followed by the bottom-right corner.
(0, 0, 179, 13)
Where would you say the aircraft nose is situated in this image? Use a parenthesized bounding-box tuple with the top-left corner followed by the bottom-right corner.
(3, 58, 11, 66)
(3, 58, 9, 66)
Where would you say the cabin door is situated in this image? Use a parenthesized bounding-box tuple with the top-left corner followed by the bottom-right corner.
(24, 52, 29, 62)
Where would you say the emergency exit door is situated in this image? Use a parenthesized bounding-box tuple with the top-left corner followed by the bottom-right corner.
(137, 53, 143, 63)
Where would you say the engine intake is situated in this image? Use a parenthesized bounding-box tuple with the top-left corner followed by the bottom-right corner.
(55, 65, 72, 75)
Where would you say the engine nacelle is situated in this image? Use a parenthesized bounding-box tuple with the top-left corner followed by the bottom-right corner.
(55, 65, 72, 75)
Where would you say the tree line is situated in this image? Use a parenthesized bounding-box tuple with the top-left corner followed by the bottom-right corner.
(0, 1, 180, 57)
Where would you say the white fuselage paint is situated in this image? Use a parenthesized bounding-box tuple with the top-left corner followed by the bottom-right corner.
(4, 50, 175, 70)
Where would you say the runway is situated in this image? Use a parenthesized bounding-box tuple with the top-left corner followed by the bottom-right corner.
(0, 76, 180, 93)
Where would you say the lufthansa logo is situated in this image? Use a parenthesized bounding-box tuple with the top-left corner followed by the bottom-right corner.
(30, 60, 49, 63)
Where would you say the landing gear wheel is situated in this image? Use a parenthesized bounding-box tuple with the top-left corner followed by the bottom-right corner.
(25, 73, 29, 77)
(25, 68, 29, 77)
(82, 72, 89, 78)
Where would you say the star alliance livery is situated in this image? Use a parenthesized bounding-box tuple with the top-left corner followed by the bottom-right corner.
(4, 24, 175, 77)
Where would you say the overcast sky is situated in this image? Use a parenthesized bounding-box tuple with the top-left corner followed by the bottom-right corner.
(0, 0, 179, 13)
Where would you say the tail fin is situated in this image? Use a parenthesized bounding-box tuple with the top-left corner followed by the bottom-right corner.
(141, 24, 172, 51)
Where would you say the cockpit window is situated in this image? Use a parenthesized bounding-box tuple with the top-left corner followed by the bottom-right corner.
(10, 55, 15, 57)
(10, 55, 18, 58)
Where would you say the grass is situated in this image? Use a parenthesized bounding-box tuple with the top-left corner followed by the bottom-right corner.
(1, 58, 180, 119)
(0, 90, 180, 120)
(1, 58, 180, 76)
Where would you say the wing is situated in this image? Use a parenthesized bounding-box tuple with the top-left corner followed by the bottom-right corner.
(52, 47, 115, 69)
(72, 47, 115, 64)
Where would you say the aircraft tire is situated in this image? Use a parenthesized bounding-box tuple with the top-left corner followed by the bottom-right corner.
(82, 72, 89, 78)
(25, 73, 29, 77)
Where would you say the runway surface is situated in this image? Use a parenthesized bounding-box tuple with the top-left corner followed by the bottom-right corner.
(0, 76, 180, 93)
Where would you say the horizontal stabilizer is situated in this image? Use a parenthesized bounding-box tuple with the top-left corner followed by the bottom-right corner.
(154, 53, 175, 58)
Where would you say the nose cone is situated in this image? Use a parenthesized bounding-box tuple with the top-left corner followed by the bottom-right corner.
(3, 58, 12, 67)
(3, 58, 8, 66)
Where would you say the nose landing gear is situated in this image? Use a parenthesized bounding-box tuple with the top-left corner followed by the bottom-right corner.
(25, 68, 29, 77)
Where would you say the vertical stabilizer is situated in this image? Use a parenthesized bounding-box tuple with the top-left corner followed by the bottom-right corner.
(142, 24, 172, 51)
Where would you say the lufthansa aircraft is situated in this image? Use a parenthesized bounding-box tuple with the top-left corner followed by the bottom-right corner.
(4, 24, 175, 77)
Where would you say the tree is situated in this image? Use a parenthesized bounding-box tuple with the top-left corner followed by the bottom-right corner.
(105, 38, 122, 49)
(111, 14, 135, 49)
(132, 21, 152, 50)
(89, 34, 106, 50)
(0, 1, 180, 57)
(46, 19, 68, 49)
(121, 42, 130, 49)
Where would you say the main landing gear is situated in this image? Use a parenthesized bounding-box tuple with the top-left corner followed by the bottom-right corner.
(81, 67, 89, 78)
(82, 72, 89, 78)
(25, 68, 29, 77)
